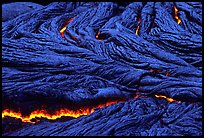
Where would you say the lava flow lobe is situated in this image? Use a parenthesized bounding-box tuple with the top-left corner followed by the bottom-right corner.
(2, 2, 202, 136)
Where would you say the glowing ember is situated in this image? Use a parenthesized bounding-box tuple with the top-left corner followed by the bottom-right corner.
(155, 95, 181, 103)
(136, 18, 141, 35)
(174, 5, 181, 24)
(2, 100, 121, 123)
(60, 18, 74, 38)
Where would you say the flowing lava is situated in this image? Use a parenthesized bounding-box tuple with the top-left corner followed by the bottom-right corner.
(134, 94, 179, 103)
(174, 5, 181, 24)
(155, 95, 181, 103)
(2, 16, 181, 124)
(2, 100, 122, 123)
(2, 108, 92, 123)
(60, 18, 74, 38)
(136, 18, 141, 35)
(2, 94, 180, 123)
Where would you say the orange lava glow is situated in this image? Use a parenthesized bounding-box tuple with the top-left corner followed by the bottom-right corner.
(150, 69, 171, 77)
(2, 94, 180, 123)
(150, 69, 162, 73)
(2, 108, 93, 123)
(155, 95, 181, 103)
(96, 31, 102, 41)
(174, 5, 181, 24)
(136, 18, 141, 35)
(166, 72, 170, 76)
(134, 94, 140, 98)
(60, 26, 67, 38)
(2, 100, 122, 123)
(60, 18, 74, 38)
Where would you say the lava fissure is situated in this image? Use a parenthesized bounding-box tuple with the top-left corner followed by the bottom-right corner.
(155, 95, 181, 103)
(136, 18, 141, 35)
(2, 94, 181, 123)
(174, 5, 181, 24)
(60, 18, 74, 38)
(96, 31, 103, 41)
(2, 100, 123, 123)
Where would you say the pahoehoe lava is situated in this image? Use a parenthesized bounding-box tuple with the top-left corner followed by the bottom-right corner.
(2, 2, 202, 136)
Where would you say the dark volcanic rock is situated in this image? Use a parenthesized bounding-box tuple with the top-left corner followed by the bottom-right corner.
(2, 117, 31, 134)
(2, 2, 202, 136)
(2, 2, 44, 22)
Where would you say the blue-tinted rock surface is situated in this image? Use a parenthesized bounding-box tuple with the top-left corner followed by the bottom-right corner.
(2, 2, 202, 136)
(2, 2, 44, 22)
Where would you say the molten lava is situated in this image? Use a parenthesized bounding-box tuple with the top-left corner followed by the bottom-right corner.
(60, 26, 67, 38)
(2, 100, 121, 123)
(2, 108, 93, 123)
(2, 93, 180, 123)
(155, 95, 181, 103)
(96, 31, 103, 41)
(174, 5, 181, 24)
(60, 18, 74, 38)
(136, 18, 141, 35)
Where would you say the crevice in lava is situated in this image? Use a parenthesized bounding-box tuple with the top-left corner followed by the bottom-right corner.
(2, 93, 182, 124)
(2, 98, 126, 123)
(173, 5, 181, 24)
(60, 17, 74, 38)
(135, 18, 141, 35)
(149, 68, 171, 77)
(95, 31, 103, 41)
(155, 95, 181, 103)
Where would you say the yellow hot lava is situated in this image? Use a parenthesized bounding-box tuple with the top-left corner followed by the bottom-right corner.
(174, 5, 181, 24)
(60, 26, 67, 37)
(136, 18, 141, 35)
(155, 95, 181, 103)
(2, 108, 93, 123)
(60, 18, 74, 38)
(2, 94, 180, 123)
(2, 100, 121, 123)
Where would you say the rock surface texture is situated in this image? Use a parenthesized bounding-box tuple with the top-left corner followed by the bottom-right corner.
(2, 2, 202, 136)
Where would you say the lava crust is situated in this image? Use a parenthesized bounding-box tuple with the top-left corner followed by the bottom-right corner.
(2, 2, 202, 136)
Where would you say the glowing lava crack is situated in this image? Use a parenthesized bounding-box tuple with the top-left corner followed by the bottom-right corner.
(2, 95, 180, 123)
(174, 5, 181, 24)
(2, 100, 122, 123)
(60, 18, 74, 38)
(136, 18, 141, 35)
